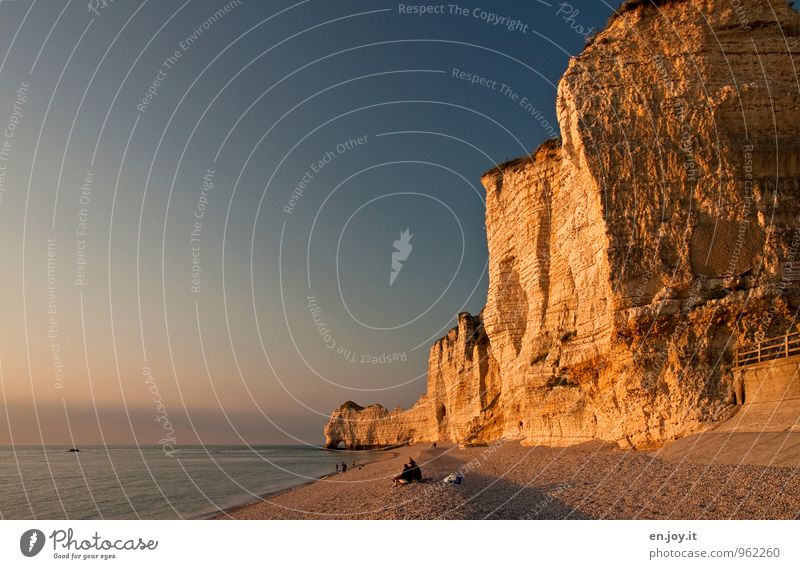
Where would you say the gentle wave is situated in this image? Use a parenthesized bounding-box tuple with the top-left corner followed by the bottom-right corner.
(0, 445, 388, 519)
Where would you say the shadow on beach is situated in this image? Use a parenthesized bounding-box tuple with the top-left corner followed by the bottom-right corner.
(406, 445, 591, 520)
(216, 439, 800, 520)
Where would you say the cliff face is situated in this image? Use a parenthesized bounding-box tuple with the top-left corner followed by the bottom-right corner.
(324, 313, 502, 450)
(325, 0, 800, 450)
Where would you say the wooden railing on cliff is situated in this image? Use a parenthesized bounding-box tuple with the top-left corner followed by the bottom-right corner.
(735, 331, 800, 368)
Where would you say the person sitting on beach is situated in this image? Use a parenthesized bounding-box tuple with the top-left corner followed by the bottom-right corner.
(408, 458, 422, 481)
(393, 457, 422, 486)
(393, 463, 412, 486)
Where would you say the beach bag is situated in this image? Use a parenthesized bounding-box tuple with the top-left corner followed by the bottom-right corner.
(443, 472, 463, 485)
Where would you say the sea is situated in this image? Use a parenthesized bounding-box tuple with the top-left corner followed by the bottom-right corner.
(0, 445, 389, 519)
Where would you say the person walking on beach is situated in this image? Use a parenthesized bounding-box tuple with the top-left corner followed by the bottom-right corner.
(341, 462, 347, 473)
(335, 463, 339, 472)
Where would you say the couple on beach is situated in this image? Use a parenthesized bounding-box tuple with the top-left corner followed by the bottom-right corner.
(392, 457, 422, 486)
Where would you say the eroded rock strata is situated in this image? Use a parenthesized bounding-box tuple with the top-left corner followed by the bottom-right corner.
(325, 0, 800, 450)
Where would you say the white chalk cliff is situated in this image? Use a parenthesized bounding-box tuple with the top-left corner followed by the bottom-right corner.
(325, 0, 800, 450)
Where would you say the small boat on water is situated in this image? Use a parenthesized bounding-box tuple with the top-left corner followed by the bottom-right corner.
(67, 448, 81, 452)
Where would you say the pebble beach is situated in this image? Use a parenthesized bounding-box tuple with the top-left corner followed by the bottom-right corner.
(214, 439, 800, 520)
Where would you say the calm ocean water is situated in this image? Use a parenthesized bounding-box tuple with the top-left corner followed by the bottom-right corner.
(0, 445, 389, 519)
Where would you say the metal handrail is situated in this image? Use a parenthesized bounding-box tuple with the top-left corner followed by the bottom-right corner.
(735, 330, 800, 368)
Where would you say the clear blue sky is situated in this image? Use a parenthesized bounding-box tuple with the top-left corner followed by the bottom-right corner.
(0, 0, 617, 445)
